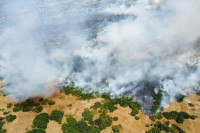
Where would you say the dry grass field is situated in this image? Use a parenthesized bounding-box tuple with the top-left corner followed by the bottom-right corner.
(0, 82, 200, 133)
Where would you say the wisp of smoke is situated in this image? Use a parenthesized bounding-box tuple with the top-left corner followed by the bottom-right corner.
(0, 0, 200, 113)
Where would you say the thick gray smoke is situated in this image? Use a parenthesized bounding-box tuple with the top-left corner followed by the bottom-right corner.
(0, 0, 200, 112)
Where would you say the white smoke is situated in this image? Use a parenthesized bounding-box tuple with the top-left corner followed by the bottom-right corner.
(0, 0, 200, 110)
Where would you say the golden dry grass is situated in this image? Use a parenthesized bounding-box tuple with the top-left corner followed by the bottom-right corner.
(0, 88, 200, 133)
(162, 94, 200, 133)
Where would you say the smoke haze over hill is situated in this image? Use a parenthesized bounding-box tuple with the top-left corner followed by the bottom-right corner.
(0, 0, 200, 113)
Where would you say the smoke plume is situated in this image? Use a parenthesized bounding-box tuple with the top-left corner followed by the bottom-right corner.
(0, 0, 200, 113)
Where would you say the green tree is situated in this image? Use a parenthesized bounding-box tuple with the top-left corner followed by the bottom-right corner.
(32, 113, 49, 129)
(49, 110, 64, 124)
(6, 115, 16, 122)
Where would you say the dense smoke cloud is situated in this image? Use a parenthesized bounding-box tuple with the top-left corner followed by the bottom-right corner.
(0, 0, 200, 113)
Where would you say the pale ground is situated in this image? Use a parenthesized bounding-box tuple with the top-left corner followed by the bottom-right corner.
(0, 86, 200, 133)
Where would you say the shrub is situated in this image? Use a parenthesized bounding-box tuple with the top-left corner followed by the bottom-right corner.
(155, 121, 171, 132)
(64, 86, 94, 100)
(188, 103, 194, 107)
(103, 101, 117, 112)
(175, 94, 185, 103)
(162, 111, 179, 120)
(33, 106, 43, 113)
(48, 100, 55, 105)
(6, 115, 16, 122)
(41, 99, 48, 105)
(22, 107, 31, 112)
(49, 110, 64, 124)
(94, 114, 112, 130)
(82, 109, 94, 122)
(145, 124, 150, 127)
(113, 117, 118, 121)
(176, 115, 184, 124)
(115, 96, 133, 107)
(146, 127, 161, 133)
(13, 107, 20, 112)
(66, 115, 77, 125)
(179, 112, 190, 119)
(7, 103, 13, 108)
(62, 115, 100, 133)
(32, 113, 49, 129)
(0, 118, 5, 129)
(135, 116, 140, 120)
(0, 129, 6, 133)
(3, 111, 10, 115)
(150, 113, 163, 121)
(39, 98, 43, 102)
(190, 115, 197, 120)
(129, 102, 141, 116)
(80, 92, 95, 100)
(67, 104, 72, 107)
(112, 125, 122, 133)
(13, 99, 39, 112)
(91, 102, 102, 109)
(26, 128, 46, 133)
(102, 93, 111, 100)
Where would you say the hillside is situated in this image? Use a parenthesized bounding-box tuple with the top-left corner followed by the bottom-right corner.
(0, 85, 200, 133)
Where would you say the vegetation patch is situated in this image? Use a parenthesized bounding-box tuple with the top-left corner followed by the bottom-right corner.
(41, 99, 49, 105)
(146, 127, 160, 133)
(7, 103, 13, 109)
(82, 109, 94, 123)
(151, 89, 163, 114)
(6, 114, 16, 122)
(62, 115, 100, 133)
(175, 94, 185, 103)
(94, 113, 113, 130)
(162, 111, 196, 124)
(146, 121, 186, 133)
(113, 117, 118, 121)
(112, 124, 122, 133)
(149, 113, 163, 122)
(48, 100, 55, 105)
(135, 116, 140, 120)
(64, 86, 95, 100)
(3, 111, 10, 115)
(188, 103, 194, 107)
(49, 110, 64, 124)
(13, 99, 40, 112)
(172, 124, 186, 133)
(67, 104, 72, 107)
(0, 117, 6, 133)
(32, 113, 49, 129)
(32, 106, 43, 113)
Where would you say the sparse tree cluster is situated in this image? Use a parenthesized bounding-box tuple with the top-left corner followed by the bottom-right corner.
(62, 115, 100, 133)
(0, 117, 6, 133)
(64, 86, 95, 100)
(146, 121, 186, 133)
(162, 111, 196, 124)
